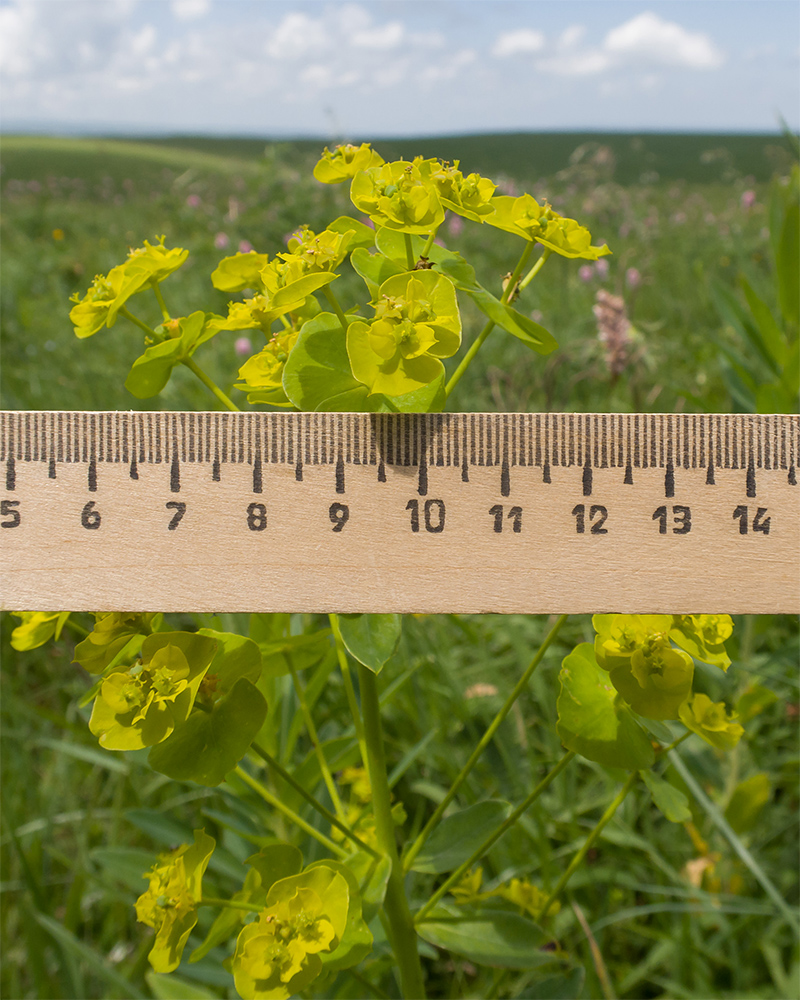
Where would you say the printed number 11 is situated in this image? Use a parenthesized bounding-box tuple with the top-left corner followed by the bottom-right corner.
(489, 504, 522, 533)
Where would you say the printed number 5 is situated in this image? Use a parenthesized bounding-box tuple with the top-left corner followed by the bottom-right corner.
(1, 500, 20, 528)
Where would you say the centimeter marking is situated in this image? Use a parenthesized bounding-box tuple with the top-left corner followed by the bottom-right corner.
(2, 411, 798, 615)
(2, 411, 798, 498)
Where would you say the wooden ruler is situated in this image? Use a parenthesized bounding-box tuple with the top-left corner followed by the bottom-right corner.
(1, 411, 798, 614)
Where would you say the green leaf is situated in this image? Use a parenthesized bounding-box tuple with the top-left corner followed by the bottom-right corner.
(775, 190, 799, 328)
(417, 905, 557, 969)
(344, 850, 392, 923)
(337, 614, 402, 673)
(271, 271, 338, 310)
(90, 847, 156, 893)
(307, 859, 373, 970)
(146, 972, 218, 1000)
(376, 372, 446, 413)
(350, 247, 406, 299)
(738, 275, 787, 369)
(518, 967, 586, 999)
(148, 678, 267, 786)
(124, 338, 184, 398)
(245, 843, 303, 892)
(724, 773, 771, 834)
(458, 284, 557, 355)
(196, 629, 262, 693)
(410, 800, 512, 874)
(34, 912, 148, 999)
(282, 312, 369, 411)
(255, 630, 331, 679)
(556, 643, 655, 770)
(327, 215, 377, 249)
(640, 769, 692, 823)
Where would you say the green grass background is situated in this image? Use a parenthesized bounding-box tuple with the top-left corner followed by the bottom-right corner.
(1, 133, 798, 1000)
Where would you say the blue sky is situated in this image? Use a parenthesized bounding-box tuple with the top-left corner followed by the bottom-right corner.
(1, 0, 797, 136)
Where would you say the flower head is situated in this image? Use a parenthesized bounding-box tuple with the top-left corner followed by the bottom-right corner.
(486, 194, 611, 260)
(69, 237, 188, 338)
(350, 159, 445, 234)
(232, 865, 349, 1000)
(10, 611, 70, 650)
(135, 829, 215, 973)
(88, 632, 217, 750)
(313, 143, 384, 184)
(346, 270, 461, 397)
(235, 328, 299, 405)
(679, 693, 744, 750)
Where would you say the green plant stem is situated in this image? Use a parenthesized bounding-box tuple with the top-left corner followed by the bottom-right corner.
(518, 247, 552, 292)
(538, 769, 638, 924)
(403, 233, 416, 270)
(119, 306, 159, 339)
(286, 658, 347, 824)
(358, 664, 426, 1000)
(151, 281, 171, 322)
(249, 741, 380, 858)
(323, 286, 350, 334)
(199, 896, 263, 914)
(329, 614, 370, 767)
(414, 751, 575, 924)
(421, 227, 440, 258)
(233, 765, 348, 858)
(444, 317, 495, 400)
(181, 356, 240, 412)
(668, 747, 800, 935)
(63, 619, 89, 638)
(444, 240, 534, 400)
(403, 613, 568, 871)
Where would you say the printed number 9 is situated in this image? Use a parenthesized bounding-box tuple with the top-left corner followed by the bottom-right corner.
(329, 502, 349, 532)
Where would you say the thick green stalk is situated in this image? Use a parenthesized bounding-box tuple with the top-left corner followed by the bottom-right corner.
(518, 247, 552, 292)
(329, 614, 370, 768)
(403, 233, 416, 270)
(358, 664, 426, 999)
(119, 306, 159, 339)
(538, 770, 638, 923)
(151, 281, 171, 322)
(287, 658, 347, 823)
(200, 896, 263, 914)
(421, 226, 440, 258)
(403, 614, 568, 871)
(414, 751, 575, 924)
(234, 765, 348, 858)
(323, 286, 350, 334)
(249, 741, 380, 858)
(444, 318, 495, 399)
(181, 356, 241, 412)
(444, 240, 534, 400)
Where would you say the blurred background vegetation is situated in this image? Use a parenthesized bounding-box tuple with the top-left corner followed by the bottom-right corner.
(1, 132, 798, 999)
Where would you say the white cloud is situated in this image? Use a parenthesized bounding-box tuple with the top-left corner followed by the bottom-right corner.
(558, 25, 585, 50)
(537, 50, 612, 76)
(265, 13, 330, 60)
(604, 12, 723, 69)
(420, 49, 476, 83)
(491, 28, 545, 58)
(170, 0, 210, 21)
(351, 21, 404, 50)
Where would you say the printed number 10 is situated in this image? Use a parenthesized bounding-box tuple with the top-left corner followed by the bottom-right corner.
(406, 499, 446, 533)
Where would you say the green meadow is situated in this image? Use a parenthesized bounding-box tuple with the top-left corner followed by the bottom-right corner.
(1, 133, 797, 1000)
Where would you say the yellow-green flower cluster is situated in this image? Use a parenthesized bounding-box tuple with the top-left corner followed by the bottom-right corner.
(449, 867, 559, 919)
(235, 328, 299, 406)
(88, 633, 216, 750)
(232, 866, 349, 1000)
(486, 194, 611, 260)
(10, 611, 70, 650)
(592, 614, 741, 744)
(347, 271, 461, 396)
(69, 237, 188, 338)
(135, 829, 215, 973)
